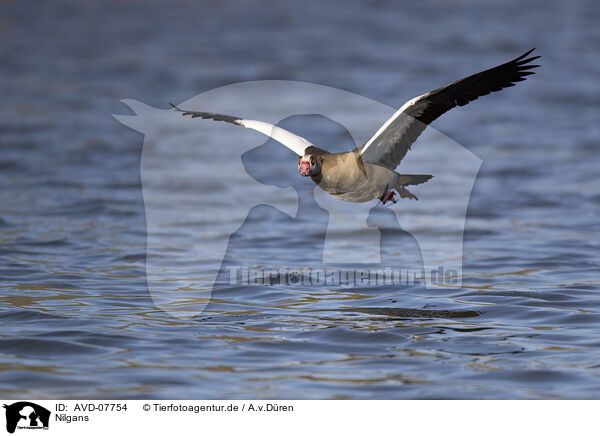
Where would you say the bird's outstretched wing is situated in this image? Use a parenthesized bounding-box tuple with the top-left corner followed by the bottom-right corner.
(170, 103, 312, 156)
(360, 48, 540, 169)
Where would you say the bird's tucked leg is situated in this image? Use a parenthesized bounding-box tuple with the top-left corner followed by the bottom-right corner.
(379, 190, 397, 205)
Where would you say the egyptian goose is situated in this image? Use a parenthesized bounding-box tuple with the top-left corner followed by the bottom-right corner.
(171, 49, 539, 204)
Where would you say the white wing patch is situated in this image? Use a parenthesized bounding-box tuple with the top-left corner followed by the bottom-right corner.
(359, 94, 423, 159)
(238, 120, 313, 156)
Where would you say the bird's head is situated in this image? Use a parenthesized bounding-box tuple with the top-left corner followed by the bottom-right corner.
(298, 152, 323, 177)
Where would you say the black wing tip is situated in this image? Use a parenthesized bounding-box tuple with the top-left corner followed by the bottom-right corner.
(168, 104, 242, 124)
(514, 49, 541, 78)
(169, 102, 199, 117)
(169, 102, 185, 112)
(515, 49, 541, 64)
(516, 47, 537, 60)
(519, 55, 541, 63)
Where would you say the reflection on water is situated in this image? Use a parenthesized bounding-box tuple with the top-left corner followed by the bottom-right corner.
(1, 0, 599, 399)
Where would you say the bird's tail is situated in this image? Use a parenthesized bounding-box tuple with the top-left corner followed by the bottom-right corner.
(396, 174, 433, 186)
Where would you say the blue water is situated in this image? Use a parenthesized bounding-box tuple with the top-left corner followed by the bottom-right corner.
(1, 0, 599, 399)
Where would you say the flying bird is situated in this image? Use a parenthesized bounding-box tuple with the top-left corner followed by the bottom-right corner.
(171, 49, 539, 204)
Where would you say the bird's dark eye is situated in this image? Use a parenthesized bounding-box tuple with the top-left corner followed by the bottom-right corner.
(310, 157, 315, 165)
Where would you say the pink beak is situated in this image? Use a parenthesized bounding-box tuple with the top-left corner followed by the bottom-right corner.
(299, 161, 311, 176)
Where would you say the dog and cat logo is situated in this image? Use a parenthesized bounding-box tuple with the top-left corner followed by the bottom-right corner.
(3, 402, 50, 433)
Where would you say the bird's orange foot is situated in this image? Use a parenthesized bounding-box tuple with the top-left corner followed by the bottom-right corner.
(379, 190, 397, 204)
(397, 186, 418, 200)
